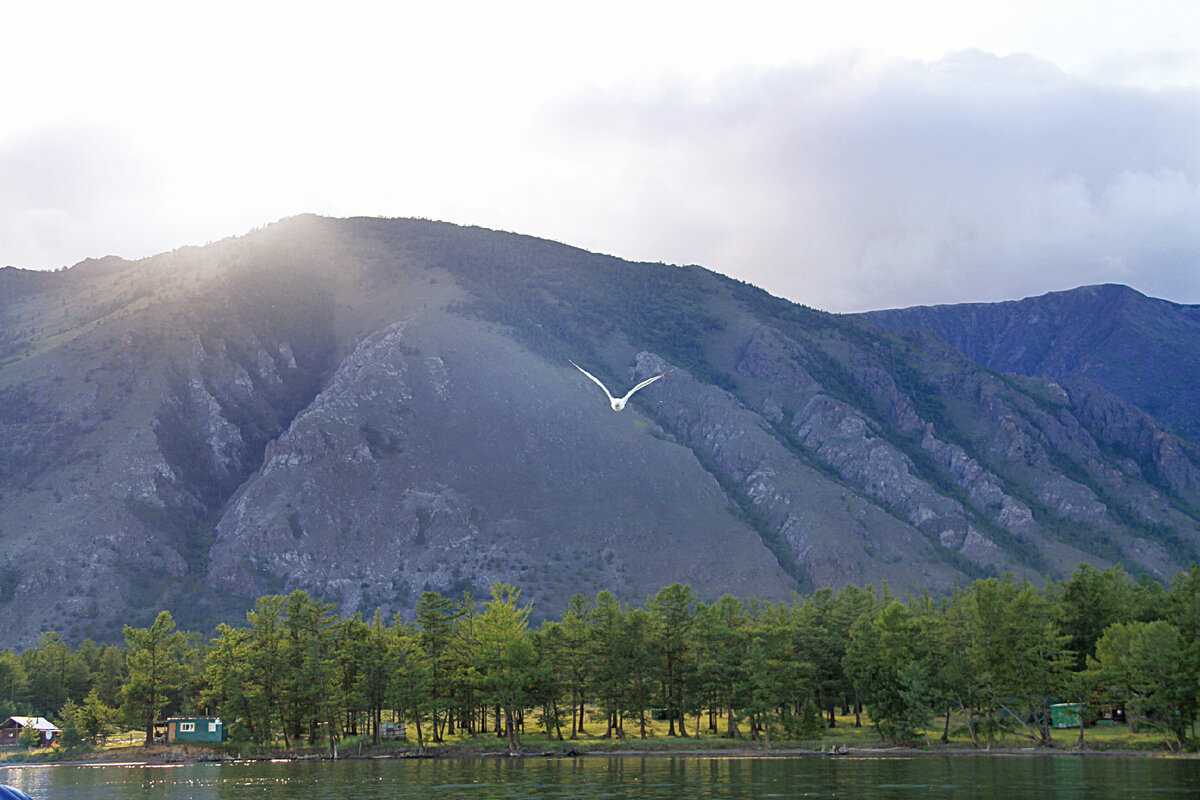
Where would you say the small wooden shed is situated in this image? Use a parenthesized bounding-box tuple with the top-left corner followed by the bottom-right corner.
(165, 716, 226, 743)
(1049, 703, 1082, 728)
(0, 717, 61, 747)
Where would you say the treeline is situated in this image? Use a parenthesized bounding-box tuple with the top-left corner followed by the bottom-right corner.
(4, 563, 1200, 752)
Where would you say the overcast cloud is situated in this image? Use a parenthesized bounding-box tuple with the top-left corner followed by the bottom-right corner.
(2, 3, 1199, 313)
(541, 52, 1200, 311)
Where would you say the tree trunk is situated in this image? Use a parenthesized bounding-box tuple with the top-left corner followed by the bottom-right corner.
(550, 699, 564, 741)
(505, 705, 518, 752)
(960, 701, 978, 748)
(676, 677, 688, 738)
(412, 707, 424, 755)
(637, 676, 647, 739)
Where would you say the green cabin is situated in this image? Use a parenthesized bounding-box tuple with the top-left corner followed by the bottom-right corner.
(166, 716, 225, 743)
(1049, 703, 1082, 728)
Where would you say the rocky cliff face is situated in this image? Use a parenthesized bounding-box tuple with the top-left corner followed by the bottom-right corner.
(1, 217, 1198, 644)
(205, 314, 793, 621)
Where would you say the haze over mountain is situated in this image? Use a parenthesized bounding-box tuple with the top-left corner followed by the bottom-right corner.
(2, 216, 1199, 646)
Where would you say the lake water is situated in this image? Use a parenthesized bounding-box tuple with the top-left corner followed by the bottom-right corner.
(3, 753, 1199, 799)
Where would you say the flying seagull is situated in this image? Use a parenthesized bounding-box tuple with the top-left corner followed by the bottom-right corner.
(570, 361, 668, 411)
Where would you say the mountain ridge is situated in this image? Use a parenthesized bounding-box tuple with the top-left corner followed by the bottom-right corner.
(1, 216, 1198, 645)
(860, 283, 1200, 441)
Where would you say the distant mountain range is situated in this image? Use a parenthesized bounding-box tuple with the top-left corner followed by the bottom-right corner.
(2, 216, 1198, 645)
(861, 284, 1200, 441)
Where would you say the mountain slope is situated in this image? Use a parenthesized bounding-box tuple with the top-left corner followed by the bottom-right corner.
(860, 284, 1200, 441)
(2, 217, 1198, 645)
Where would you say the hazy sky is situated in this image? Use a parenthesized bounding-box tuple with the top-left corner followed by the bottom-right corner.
(3, 0, 1198, 312)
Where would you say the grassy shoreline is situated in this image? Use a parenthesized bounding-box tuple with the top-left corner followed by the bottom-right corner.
(2, 738, 1187, 768)
(4, 711, 1192, 767)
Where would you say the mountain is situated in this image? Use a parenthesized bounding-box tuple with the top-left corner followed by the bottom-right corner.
(860, 284, 1200, 441)
(2, 216, 1199, 645)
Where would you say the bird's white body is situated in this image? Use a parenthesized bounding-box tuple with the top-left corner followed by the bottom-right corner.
(571, 361, 667, 411)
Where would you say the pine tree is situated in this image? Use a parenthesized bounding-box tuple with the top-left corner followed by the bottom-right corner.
(388, 620, 433, 754)
(474, 583, 535, 752)
(122, 611, 191, 744)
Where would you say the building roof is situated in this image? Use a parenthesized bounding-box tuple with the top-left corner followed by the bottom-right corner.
(4, 717, 60, 732)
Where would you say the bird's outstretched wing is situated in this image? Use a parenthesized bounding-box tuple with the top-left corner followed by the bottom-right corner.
(620, 371, 668, 403)
(570, 360, 616, 404)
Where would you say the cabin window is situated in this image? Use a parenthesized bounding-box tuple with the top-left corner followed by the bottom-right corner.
(209, 722, 218, 732)
(179, 722, 195, 733)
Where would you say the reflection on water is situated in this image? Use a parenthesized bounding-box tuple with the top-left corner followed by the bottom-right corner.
(2, 753, 1199, 799)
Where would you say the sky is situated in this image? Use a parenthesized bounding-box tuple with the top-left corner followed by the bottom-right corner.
(2, 1, 1198, 312)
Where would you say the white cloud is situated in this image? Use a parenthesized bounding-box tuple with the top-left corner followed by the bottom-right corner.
(0, 125, 163, 267)
(3, 3, 1200, 312)
(538, 52, 1200, 311)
